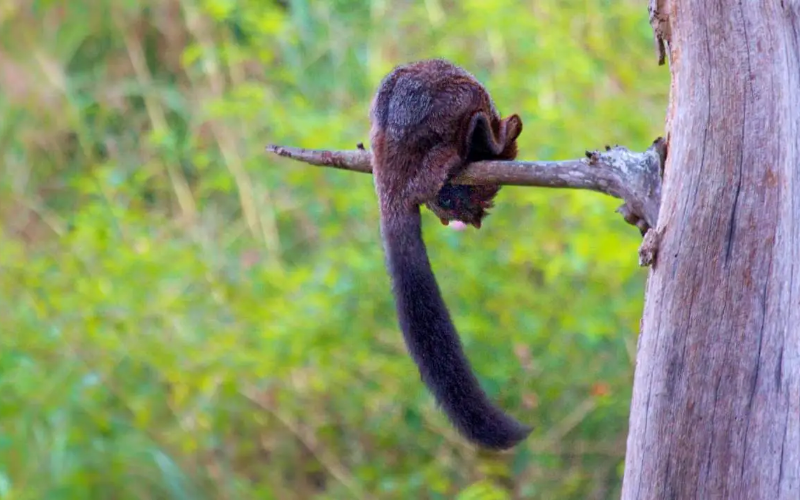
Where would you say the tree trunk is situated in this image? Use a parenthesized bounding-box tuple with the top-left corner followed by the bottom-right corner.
(622, 1, 800, 499)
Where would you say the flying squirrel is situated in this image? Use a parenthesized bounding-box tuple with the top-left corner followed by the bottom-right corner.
(369, 59, 530, 450)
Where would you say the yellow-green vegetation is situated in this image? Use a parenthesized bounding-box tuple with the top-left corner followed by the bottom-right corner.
(0, 1, 667, 498)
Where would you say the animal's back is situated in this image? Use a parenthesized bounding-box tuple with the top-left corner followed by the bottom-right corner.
(369, 59, 493, 196)
(372, 61, 493, 138)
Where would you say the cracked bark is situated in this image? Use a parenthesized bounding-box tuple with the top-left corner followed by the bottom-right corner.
(621, 1, 800, 498)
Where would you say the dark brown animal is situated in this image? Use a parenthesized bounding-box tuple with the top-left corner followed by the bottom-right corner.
(369, 59, 529, 450)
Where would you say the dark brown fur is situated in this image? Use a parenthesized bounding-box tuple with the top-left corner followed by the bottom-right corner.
(369, 59, 529, 450)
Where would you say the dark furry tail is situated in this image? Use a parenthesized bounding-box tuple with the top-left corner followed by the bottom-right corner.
(380, 205, 531, 450)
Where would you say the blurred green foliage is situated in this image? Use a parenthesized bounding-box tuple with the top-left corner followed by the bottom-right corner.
(0, 0, 667, 498)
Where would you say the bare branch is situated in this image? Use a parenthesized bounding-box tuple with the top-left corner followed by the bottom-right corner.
(266, 138, 665, 237)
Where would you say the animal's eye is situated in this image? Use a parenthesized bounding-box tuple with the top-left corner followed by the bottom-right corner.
(437, 185, 456, 208)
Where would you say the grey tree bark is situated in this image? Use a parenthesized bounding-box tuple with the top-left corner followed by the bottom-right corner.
(621, 1, 800, 498)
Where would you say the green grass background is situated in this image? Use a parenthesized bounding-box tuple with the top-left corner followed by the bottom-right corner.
(0, 1, 667, 498)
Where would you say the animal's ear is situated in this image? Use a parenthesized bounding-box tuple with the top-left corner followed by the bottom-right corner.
(502, 114, 523, 144)
(464, 111, 505, 161)
(495, 114, 523, 161)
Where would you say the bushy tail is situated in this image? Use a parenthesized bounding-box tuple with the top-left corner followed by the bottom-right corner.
(379, 205, 531, 450)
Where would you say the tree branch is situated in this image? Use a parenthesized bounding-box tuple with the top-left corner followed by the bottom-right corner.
(266, 138, 665, 238)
